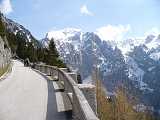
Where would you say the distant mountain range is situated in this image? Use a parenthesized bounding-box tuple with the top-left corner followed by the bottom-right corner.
(0, 12, 40, 48)
(2, 12, 160, 114)
(42, 28, 160, 113)
(0, 12, 43, 63)
(1, 13, 36, 42)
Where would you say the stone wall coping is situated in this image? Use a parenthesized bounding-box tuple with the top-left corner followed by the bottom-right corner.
(78, 84, 95, 89)
(35, 64, 99, 120)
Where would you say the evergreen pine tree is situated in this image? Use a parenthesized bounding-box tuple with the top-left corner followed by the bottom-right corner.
(47, 38, 66, 67)
(49, 38, 59, 57)
(0, 13, 6, 37)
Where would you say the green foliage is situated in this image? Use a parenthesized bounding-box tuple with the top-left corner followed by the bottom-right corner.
(6, 33, 17, 53)
(0, 14, 6, 38)
(0, 13, 66, 68)
(49, 38, 59, 57)
(0, 64, 10, 77)
(4, 29, 65, 67)
(43, 39, 66, 67)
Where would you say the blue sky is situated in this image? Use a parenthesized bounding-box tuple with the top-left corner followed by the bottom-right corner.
(1, 0, 160, 40)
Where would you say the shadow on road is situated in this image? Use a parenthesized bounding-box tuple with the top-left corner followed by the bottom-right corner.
(33, 70, 72, 120)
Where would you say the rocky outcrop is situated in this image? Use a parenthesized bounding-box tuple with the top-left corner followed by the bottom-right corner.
(42, 28, 160, 113)
(0, 36, 11, 69)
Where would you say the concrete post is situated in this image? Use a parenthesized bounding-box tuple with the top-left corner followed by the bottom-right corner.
(60, 68, 68, 72)
(47, 67, 51, 76)
(78, 84, 97, 114)
(67, 72, 78, 83)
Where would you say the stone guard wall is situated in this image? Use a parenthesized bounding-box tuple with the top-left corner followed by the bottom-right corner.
(35, 64, 99, 120)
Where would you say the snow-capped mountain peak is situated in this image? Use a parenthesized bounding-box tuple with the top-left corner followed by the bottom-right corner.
(0, 13, 37, 44)
(47, 28, 81, 40)
(41, 28, 160, 113)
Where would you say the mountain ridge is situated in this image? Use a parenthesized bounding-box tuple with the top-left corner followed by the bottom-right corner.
(1, 12, 160, 114)
(42, 28, 160, 113)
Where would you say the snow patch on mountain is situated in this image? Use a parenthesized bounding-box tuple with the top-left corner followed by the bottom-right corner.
(46, 28, 82, 51)
(125, 56, 153, 92)
(125, 57, 144, 82)
(1, 13, 36, 43)
(150, 52, 160, 61)
(47, 28, 81, 40)
(148, 66, 155, 72)
(43, 28, 159, 93)
(146, 36, 160, 50)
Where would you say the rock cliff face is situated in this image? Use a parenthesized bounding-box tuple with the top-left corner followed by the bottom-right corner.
(42, 28, 160, 113)
(0, 36, 11, 69)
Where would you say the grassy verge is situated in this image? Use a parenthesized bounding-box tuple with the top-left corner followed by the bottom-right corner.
(0, 64, 10, 78)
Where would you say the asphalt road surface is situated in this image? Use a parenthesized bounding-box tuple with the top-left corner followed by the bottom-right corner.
(0, 60, 71, 120)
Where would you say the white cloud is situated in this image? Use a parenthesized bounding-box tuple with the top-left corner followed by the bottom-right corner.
(0, 0, 13, 14)
(96, 24, 131, 41)
(144, 27, 160, 37)
(80, 4, 94, 16)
